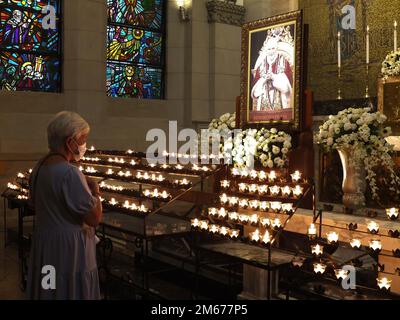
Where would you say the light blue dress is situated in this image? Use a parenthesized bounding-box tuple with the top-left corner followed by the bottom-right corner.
(27, 161, 101, 300)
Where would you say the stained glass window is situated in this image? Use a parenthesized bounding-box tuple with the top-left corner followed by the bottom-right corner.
(107, 0, 165, 99)
(0, 0, 61, 92)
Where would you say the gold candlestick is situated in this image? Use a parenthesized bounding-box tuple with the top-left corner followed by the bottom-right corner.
(365, 63, 370, 98)
(337, 66, 342, 100)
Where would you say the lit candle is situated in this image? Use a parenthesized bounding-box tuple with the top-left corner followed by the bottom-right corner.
(248, 184, 258, 194)
(110, 198, 118, 206)
(271, 218, 282, 229)
(157, 174, 164, 182)
(366, 25, 370, 64)
(240, 169, 249, 178)
(126, 149, 133, 154)
(335, 269, 349, 280)
(209, 224, 219, 234)
(249, 170, 258, 180)
(239, 199, 249, 208)
(249, 213, 259, 225)
(161, 164, 169, 169)
(270, 201, 282, 212)
(258, 171, 267, 181)
(350, 238, 362, 249)
(259, 201, 269, 211)
(292, 185, 303, 197)
(262, 230, 272, 244)
(257, 185, 268, 195)
(369, 239, 382, 252)
(338, 31, 341, 68)
(200, 220, 209, 230)
(377, 277, 392, 290)
(249, 200, 259, 209)
(238, 183, 247, 192)
(229, 229, 240, 239)
(191, 218, 200, 228)
(250, 229, 261, 242)
(218, 208, 227, 219)
(122, 200, 130, 209)
(269, 185, 280, 196)
(260, 218, 270, 227)
(282, 203, 294, 214)
(311, 244, 324, 256)
(281, 186, 291, 197)
(228, 196, 239, 206)
(239, 214, 249, 223)
(291, 170, 302, 182)
(89, 146, 95, 151)
(395, 21, 398, 52)
(269, 170, 277, 182)
(308, 223, 317, 238)
(221, 180, 230, 189)
(152, 188, 159, 197)
(181, 178, 189, 185)
(313, 263, 327, 274)
(386, 208, 399, 220)
(208, 208, 218, 217)
(143, 189, 151, 197)
(161, 191, 169, 199)
(124, 171, 131, 177)
(176, 164, 183, 170)
(327, 231, 339, 244)
(367, 221, 379, 234)
(219, 226, 229, 236)
(228, 212, 239, 222)
(220, 193, 229, 204)
(231, 168, 240, 176)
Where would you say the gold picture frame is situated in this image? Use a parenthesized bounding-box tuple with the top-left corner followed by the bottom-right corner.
(377, 76, 400, 135)
(240, 10, 304, 130)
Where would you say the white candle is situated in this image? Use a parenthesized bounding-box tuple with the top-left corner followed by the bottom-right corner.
(395, 21, 398, 52)
(338, 31, 341, 68)
(366, 26, 370, 64)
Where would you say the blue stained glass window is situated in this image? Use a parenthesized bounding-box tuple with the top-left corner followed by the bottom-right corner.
(107, 0, 165, 99)
(0, 0, 61, 92)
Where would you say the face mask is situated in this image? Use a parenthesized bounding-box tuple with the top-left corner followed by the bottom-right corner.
(72, 140, 87, 161)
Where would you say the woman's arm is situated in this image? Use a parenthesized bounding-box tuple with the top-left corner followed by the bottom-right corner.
(83, 177, 103, 227)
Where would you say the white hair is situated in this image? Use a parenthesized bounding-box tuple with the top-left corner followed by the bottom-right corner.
(47, 111, 90, 151)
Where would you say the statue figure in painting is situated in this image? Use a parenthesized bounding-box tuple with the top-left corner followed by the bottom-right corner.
(251, 26, 294, 111)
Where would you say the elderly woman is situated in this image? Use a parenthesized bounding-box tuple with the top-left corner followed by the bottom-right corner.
(27, 111, 103, 300)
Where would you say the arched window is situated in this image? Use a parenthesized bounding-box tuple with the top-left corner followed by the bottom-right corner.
(106, 0, 166, 99)
(0, 0, 62, 92)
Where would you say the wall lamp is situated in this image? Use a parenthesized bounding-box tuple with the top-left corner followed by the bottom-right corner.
(177, 0, 190, 22)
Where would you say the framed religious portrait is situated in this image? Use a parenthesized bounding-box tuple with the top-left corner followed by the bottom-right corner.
(240, 10, 304, 130)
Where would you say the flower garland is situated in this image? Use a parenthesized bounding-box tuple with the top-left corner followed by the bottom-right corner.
(315, 107, 400, 200)
(381, 50, 400, 78)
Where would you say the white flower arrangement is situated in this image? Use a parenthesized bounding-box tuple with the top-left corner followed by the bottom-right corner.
(202, 112, 292, 168)
(208, 112, 236, 131)
(315, 107, 400, 200)
(381, 50, 400, 78)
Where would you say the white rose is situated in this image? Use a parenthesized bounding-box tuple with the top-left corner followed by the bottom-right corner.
(270, 128, 278, 134)
(344, 123, 352, 131)
(283, 141, 291, 149)
(282, 147, 289, 154)
(327, 137, 333, 146)
(272, 146, 280, 155)
(267, 159, 274, 168)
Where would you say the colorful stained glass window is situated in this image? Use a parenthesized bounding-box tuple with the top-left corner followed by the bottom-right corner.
(0, 0, 61, 92)
(107, 0, 165, 99)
